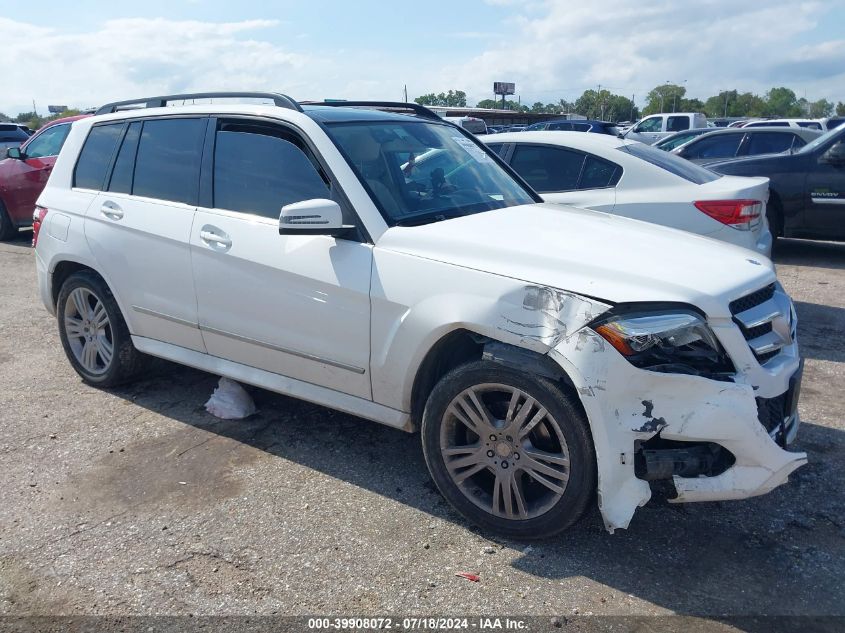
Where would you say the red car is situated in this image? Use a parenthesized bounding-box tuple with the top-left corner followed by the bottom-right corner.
(0, 114, 89, 240)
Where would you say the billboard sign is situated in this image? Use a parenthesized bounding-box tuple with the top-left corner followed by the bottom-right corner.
(493, 82, 515, 96)
(47, 105, 68, 114)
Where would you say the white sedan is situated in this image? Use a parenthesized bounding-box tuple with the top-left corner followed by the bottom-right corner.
(482, 132, 773, 256)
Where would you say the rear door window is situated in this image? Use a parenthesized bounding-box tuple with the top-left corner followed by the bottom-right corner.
(666, 116, 690, 132)
(74, 123, 124, 190)
(132, 118, 205, 204)
(681, 133, 743, 159)
(510, 145, 585, 192)
(744, 132, 796, 156)
(212, 121, 330, 218)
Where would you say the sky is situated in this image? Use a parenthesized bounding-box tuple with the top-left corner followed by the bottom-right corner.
(1, 0, 844, 116)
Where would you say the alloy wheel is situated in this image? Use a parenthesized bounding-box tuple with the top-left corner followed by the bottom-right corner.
(63, 287, 114, 375)
(439, 383, 571, 520)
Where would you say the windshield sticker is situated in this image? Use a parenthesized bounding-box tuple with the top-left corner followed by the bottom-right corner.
(451, 136, 492, 163)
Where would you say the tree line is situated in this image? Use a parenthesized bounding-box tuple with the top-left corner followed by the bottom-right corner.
(0, 109, 83, 130)
(416, 85, 845, 122)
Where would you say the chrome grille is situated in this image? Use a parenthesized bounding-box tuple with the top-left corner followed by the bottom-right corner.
(729, 283, 795, 365)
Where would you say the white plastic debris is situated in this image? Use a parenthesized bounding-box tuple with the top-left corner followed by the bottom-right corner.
(204, 377, 256, 420)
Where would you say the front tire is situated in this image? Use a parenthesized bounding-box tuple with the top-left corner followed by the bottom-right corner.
(57, 271, 146, 387)
(421, 360, 596, 539)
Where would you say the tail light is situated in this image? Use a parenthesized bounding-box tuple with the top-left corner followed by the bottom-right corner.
(693, 199, 762, 231)
(32, 205, 48, 247)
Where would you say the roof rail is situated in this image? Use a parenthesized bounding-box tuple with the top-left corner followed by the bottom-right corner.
(95, 92, 303, 116)
(300, 100, 441, 122)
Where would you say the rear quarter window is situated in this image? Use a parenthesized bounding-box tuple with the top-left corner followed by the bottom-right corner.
(580, 155, 622, 189)
(74, 124, 124, 190)
(620, 142, 720, 184)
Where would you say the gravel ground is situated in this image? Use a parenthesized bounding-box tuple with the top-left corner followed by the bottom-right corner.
(0, 230, 843, 623)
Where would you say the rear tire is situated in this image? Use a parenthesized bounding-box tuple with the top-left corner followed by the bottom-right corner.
(57, 271, 147, 387)
(0, 201, 16, 241)
(421, 360, 596, 539)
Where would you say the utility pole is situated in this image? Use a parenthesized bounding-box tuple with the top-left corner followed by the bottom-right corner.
(32, 99, 37, 116)
(630, 94, 635, 121)
(403, 85, 408, 103)
(674, 79, 687, 113)
(724, 90, 729, 117)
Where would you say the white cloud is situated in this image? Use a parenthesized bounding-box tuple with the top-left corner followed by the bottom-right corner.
(439, 0, 845, 106)
(0, 17, 312, 114)
(1, 4, 843, 116)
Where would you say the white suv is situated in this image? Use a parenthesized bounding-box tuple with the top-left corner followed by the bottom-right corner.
(35, 92, 806, 537)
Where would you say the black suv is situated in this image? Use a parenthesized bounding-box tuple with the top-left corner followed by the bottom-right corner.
(708, 124, 845, 242)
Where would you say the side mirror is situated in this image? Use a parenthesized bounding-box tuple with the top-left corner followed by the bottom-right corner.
(6, 147, 23, 160)
(278, 198, 355, 237)
(820, 141, 845, 167)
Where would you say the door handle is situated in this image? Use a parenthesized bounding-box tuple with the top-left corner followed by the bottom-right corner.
(200, 227, 232, 248)
(100, 201, 123, 220)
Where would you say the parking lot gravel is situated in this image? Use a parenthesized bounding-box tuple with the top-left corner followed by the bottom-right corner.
(0, 230, 843, 623)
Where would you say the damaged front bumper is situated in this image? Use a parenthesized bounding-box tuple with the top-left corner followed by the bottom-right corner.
(549, 328, 807, 533)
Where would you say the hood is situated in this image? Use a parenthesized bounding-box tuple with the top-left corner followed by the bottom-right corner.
(376, 203, 775, 319)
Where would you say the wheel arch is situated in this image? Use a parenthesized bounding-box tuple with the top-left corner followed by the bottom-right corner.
(49, 260, 133, 334)
(409, 328, 582, 429)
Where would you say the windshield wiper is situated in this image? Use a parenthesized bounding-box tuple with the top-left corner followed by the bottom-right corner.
(393, 211, 468, 227)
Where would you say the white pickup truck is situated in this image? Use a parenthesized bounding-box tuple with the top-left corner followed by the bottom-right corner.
(623, 112, 709, 144)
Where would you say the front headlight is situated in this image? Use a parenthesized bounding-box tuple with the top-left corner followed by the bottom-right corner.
(592, 310, 733, 375)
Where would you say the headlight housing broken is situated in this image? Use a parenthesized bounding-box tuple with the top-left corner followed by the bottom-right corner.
(592, 309, 734, 375)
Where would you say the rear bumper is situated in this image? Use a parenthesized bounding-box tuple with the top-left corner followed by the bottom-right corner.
(35, 251, 55, 316)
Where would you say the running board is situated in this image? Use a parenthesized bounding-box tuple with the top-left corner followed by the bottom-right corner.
(132, 336, 414, 432)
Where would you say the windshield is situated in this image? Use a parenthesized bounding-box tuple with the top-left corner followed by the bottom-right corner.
(619, 142, 720, 185)
(797, 124, 845, 155)
(326, 120, 537, 226)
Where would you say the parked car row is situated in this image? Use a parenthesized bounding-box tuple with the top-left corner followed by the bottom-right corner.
(0, 123, 32, 153)
(670, 127, 821, 163)
(482, 131, 772, 254)
(30, 93, 807, 538)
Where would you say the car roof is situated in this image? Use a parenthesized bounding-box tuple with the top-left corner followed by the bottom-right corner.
(691, 127, 814, 136)
(481, 130, 630, 149)
(41, 114, 91, 127)
(531, 119, 614, 126)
